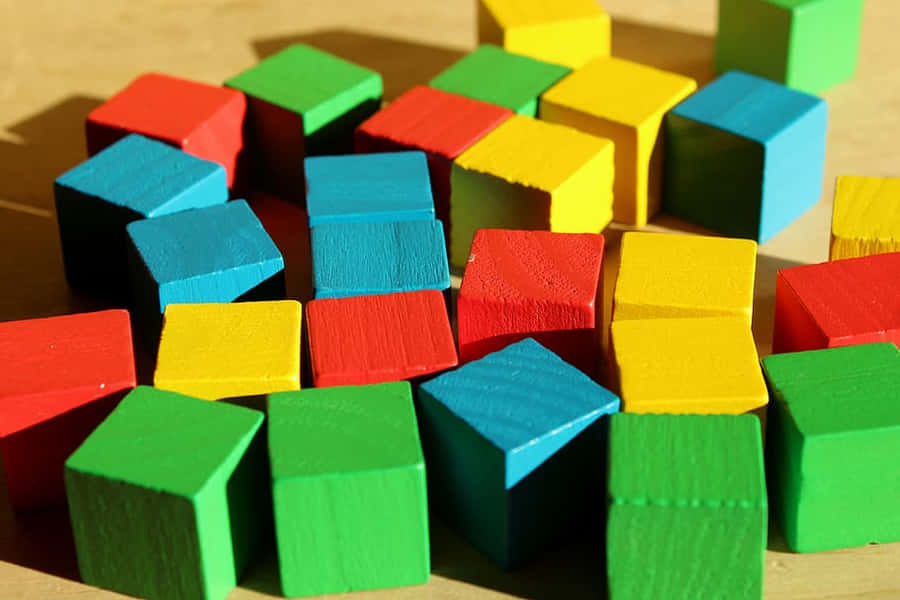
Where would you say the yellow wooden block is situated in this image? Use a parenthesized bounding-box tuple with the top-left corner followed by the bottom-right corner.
(540, 57, 697, 225)
(154, 300, 302, 401)
(830, 175, 900, 260)
(611, 317, 768, 415)
(477, 0, 610, 68)
(449, 114, 614, 266)
(613, 232, 757, 324)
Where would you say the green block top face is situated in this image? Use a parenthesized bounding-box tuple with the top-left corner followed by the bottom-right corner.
(225, 43, 383, 136)
(762, 343, 900, 437)
(66, 386, 263, 497)
(268, 382, 424, 479)
(429, 44, 571, 116)
(608, 413, 766, 507)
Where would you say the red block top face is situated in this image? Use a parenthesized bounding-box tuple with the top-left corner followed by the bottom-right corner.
(0, 310, 136, 436)
(355, 85, 513, 160)
(306, 290, 458, 387)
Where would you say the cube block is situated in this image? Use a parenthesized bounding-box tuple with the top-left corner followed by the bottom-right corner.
(830, 175, 900, 260)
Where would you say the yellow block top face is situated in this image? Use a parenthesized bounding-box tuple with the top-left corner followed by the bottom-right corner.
(611, 317, 768, 415)
(614, 232, 757, 323)
(832, 175, 900, 241)
(481, 0, 604, 27)
(453, 114, 614, 192)
(541, 57, 697, 129)
(154, 300, 302, 401)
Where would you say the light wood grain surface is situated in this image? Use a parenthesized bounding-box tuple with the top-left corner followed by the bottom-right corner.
(2, 1, 899, 598)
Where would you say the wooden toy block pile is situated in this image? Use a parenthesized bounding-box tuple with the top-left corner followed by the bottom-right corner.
(2, 1, 891, 600)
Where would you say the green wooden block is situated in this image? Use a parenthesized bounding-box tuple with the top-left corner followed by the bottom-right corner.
(64, 386, 268, 600)
(762, 343, 900, 553)
(716, 0, 864, 93)
(429, 44, 571, 116)
(606, 413, 767, 600)
(268, 382, 429, 596)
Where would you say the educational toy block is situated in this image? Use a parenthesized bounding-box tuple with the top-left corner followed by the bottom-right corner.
(306, 290, 457, 387)
(477, 0, 611, 68)
(772, 252, 900, 354)
(311, 220, 450, 299)
(65, 386, 267, 600)
(430, 44, 571, 116)
(613, 232, 757, 323)
(450, 115, 614, 267)
(268, 382, 429, 596)
(457, 229, 604, 376)
(417, 338, 620, 568)
(606, 413, 766, 600)
(355, 85, 513, 233)
(540, 57, 697, 226)
(762, 343, 900, 552)
(55, 134, 228, 296)
(154, 301, 301, 401)
(305, 151, 435, 226)
(226, 44, 382, 198)
(126, 200, 285, 341)
(86, 73, 247, 188)
(0, 310, 135, 510)
(664, 70, 827, 243)
(717, 0, 864, 94)
(830, 176, 900, 260)
(610, 317, 768, 415)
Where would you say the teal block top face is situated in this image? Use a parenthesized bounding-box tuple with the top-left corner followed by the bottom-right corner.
(66, 386, 263, 497)
(225, 43, 383, 136)
(305, 152, 435, 226)
(429, 44, 571, 116)
(267, 382, 424, 479)
(419, 338, 620, 488)
(55, 134, 227, 217)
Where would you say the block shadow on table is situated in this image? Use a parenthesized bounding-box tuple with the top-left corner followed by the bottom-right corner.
(611, 18, 716, 85)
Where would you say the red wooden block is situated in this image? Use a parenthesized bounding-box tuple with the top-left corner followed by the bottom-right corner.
(0, 310, 136, 510)
(773, 252, 900, 354)
(306, 290, 458, 387)
(354, 85, 513, 230)
(86, 73, 247, 189)
(457, 229, 605, 377)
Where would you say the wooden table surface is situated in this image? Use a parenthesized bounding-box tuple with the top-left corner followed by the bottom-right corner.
(2, 1, 899, 598)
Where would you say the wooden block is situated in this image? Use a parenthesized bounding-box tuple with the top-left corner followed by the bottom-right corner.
(268, 382, 429, 596)
(225, 44, 382, 199)
(0, 310, 135, 510)
(305, 151, 435, 226)
(457, 229, 604, 377)
(717, 0, 863, 94)
(430, 44, 571, 116)
(762, 343, 900, 552)
(772, 252, 900, 353)
(664, 70, 827, 243)
(449, 114, 614, 266)
(311, 220, 450, 299)
(65, 386, 267, 600)
(540, 57, 696, 226)
(417, 338, 620, 568)
(154, 301, 301, 401)
(610, 317, 768, 414)
(606, 413, 766, 600)
(306, 290, 457, 387)
(477, 0, 611, 68)
(830, 175, 900, 260)
(86, 73, 247, 189)
(54, 134, 228, 297)
(613, 231, 757, 323)
(126, 200, 285, 343)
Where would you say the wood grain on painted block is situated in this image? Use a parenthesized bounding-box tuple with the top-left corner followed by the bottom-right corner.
(830, 176, 900, 260)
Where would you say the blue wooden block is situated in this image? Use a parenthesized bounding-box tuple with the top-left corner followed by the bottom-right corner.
(664, 70, 827, 243)
(310, 219, 450, 299)
(416, 338, 620, 568)
(126, 200, 285, 342)
(305, 152, 435, 226)
(54, 134, 228, 295)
